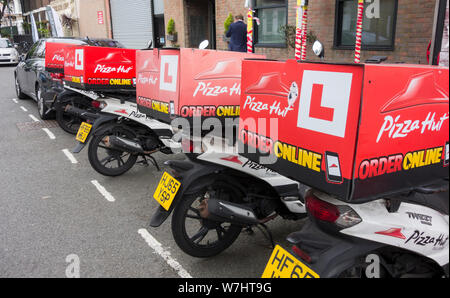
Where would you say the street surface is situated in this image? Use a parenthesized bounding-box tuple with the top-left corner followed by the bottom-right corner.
(0, 65, 304, 278)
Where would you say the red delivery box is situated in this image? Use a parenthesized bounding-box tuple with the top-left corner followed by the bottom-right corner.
(64, 46, 136, 90)
(45, 42, 71, 73)
(238, 59, 449, 202)
(136, 48, 265, 124)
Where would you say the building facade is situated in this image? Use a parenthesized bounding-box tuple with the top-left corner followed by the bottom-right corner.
(164, 0, 444, 64)
(20, 0, 111, 39)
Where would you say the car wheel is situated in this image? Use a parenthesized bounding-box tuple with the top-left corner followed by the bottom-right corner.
(36, 85, 50, 120)
(15, 75, 27, 99)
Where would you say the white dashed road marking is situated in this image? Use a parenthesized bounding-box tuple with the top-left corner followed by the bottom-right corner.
(20, 106, 28, 112)
(29, 114, 40, 122)
(62, 149, 78, 164)
(138, 228, 192, 278)
(91, 180, 115, 202)
(12, 98, 18, 103)
(42, 128, 56, 140)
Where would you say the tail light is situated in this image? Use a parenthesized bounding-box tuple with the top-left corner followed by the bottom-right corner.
(292, 245, 312, 264)
(91, 100, 107, 109)
(305, 193, 362, 228)
(50, 72, 64, 82)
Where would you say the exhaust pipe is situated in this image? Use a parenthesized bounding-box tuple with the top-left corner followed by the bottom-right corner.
(205, 199, 259, 226)
(65, 105, 99, 120)
(106, 136, 144, 154)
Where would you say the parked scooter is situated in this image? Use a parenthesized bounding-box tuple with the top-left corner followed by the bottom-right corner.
(287, 181, 449, 278)
(150, 133, 308, 258)
(64, 86, 179, 176)
(261, 41, 449, 278)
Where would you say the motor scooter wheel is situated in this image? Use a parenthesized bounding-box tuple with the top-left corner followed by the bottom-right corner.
(171, 182, 243, 258)
(55, 97, 91, 135)
(87, 125, 138, 176)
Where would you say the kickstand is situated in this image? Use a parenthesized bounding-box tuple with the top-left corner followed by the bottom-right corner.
(146, 155, 161, 171)
(256, 223, 275, 249)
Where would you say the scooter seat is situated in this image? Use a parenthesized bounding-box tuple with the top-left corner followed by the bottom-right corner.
(402, 190, 449, 215)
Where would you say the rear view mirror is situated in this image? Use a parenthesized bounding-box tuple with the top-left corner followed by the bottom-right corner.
(199, 40, 209, 50)
(312, 40, 324, 60)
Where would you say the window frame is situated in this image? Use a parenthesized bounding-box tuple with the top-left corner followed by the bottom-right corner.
(333, 0, 398, 51)
(253, 0, 289, 48)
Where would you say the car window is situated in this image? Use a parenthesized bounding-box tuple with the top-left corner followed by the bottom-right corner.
(26, 41, 40, 60)
(0, 39, 12, 48)
(86, 40, 124, 48)
(35, 41, 46, 58)
(49, 39, 86, 45)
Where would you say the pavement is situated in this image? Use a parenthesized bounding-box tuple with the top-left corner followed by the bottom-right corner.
(0, 65, 305, 278)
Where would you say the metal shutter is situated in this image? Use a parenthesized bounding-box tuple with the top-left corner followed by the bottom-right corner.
(110, 0, 153, 49)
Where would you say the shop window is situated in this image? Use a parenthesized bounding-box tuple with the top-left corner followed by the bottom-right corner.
(334, 0, 398, 50)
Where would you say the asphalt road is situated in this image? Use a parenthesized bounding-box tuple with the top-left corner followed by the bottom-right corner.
(0, 65, 304, 278)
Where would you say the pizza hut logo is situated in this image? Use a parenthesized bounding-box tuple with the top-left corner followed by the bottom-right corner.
(52, 54, 64, 62)
(94, 64, 133, 74)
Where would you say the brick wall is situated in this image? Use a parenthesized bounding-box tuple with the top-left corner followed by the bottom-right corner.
(163, 0, 187, 47)
(308, 0, 436, 64)
(164, 0, 436, 64)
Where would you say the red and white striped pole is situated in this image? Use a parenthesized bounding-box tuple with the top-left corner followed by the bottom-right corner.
(300, 2, 308, 61)
(247, 7, 254, 53)
(354, 0, 364, 63)
(294, 0, 302, 60)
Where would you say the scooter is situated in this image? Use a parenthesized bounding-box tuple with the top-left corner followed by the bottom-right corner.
(286, 180, 449, 278)
(150, 133, 308, 258)
(63, 85, 180, 176)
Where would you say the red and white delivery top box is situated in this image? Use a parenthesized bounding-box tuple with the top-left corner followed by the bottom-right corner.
(45, 42, 73, 73)
(136, 48, 265, 124)
(238, 59, 449, 202)
(64, 46, 137, 90)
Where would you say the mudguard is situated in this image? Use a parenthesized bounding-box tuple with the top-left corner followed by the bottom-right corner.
(149, 159, 228, 227)
(72, 113, 119, 153)
(54, 89, 80, 105)
(287, 220, 384, 278)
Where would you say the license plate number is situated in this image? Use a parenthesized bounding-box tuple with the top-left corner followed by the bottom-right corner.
(262, 245, 319, 278)
(76, 122, 92, 143)
(153, 172, 181, 211)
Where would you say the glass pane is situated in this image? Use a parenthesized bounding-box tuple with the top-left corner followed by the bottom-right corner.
(257, 7, 286, 44)
(340, 0, 396, 47)
(256, 0, 285, 7)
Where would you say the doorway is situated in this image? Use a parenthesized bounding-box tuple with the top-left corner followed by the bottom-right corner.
(185, 0, 216, 49)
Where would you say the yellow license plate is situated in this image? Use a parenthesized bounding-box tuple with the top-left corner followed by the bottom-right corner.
(262, 245, 320, 278)
(75, 122, 92, 143)
(153, 172, 181, 211)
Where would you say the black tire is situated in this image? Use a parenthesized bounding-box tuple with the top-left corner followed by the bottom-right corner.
(55, 96, 91, 134)
(36, 85, 51, 120)
(171, 182, 243, 258)
(15, 75, 27, 99)
(87, 125, 138, 177)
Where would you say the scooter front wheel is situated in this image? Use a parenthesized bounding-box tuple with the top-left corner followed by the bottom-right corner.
(87, 126, 138, 176)
(171, 183, 243, 258)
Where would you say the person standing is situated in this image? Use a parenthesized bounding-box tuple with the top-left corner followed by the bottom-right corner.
(226, 15, 247, 52)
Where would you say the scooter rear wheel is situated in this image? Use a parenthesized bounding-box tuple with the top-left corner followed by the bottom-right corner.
(88, 125, 138, 176)
(171, 182, 243, 258)
(55, 97, 91, 135)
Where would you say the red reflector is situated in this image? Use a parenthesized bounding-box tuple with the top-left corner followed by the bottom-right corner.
(50, 72, 64, 81)
(292, 245, 312, 264)
(306, 195, 340, 222)
(91, 101, 101, 109)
